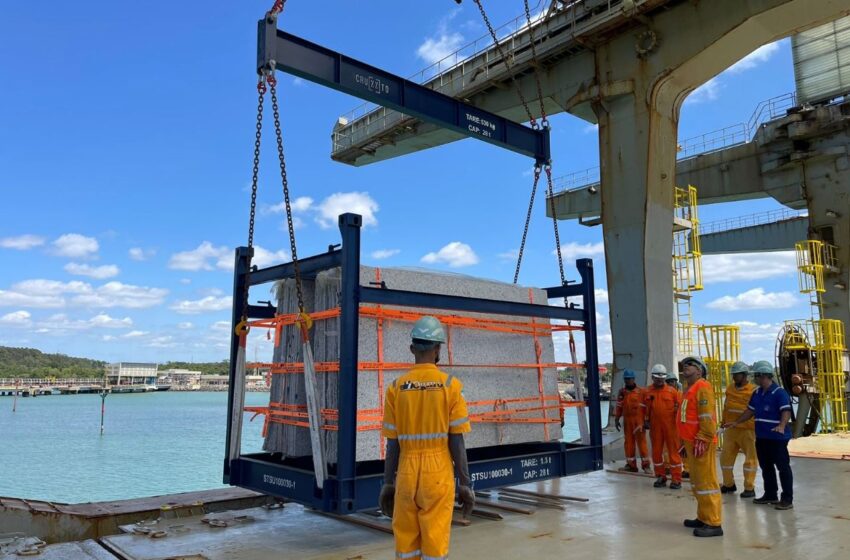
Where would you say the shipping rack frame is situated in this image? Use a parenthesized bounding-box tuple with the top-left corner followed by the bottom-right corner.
(224, 213, 603, 515)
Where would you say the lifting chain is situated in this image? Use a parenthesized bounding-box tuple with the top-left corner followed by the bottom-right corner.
(473, 1, 565, 285)
(239, 77, 267, 331)
(513, 165, 541, 284)
(523, 0, 549, 128)
(472, 0, 538, 129)
(269, 76, 306, 316)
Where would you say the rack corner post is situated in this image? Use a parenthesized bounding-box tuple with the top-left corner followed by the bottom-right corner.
(337, 213, 363, 513)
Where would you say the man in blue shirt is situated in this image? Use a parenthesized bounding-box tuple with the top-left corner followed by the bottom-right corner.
(723, 360, 793, 510)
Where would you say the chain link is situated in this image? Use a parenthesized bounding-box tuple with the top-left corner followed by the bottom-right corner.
(240, 78, 266, 326)
(523, 0, 549, 127)
(269, 79, 305, 314)
(544, 164, 566, 285)
(513, 165, 541, 284)
(473, 0, 537, 129)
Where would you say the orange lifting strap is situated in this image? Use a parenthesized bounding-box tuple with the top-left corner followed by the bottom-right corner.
(244, 271, 587, 439)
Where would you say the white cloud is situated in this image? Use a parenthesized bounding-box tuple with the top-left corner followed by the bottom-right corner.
(72, 282, 167, 309)
(122, 330, 148, 338)
(701, 252, 796, 284)
(584, 123, 598, 134)
(148, 335, 177, 348)
(595, 288, 609, 304)
(170, 295, 232, 315)
(169, 241, 230, 271)
(88, 314, 133, 328)
(0, 234, 45, 250)
(498, 249, 519, 261)
(293, 77, 305, 87)
(416, 11, 464, 65)
(177, 322, 194, 330)
(371, 249, 400, 260)
(706, 287, 797, 311)
(0, 279, 165, 310)
(29, 313, 133, 334)
(686, 77, 721, 104)
(251, 246, 290, 268)
(0, 310, 32, 326)
(102, 335, 116, 341)
(417, 31, 465, 64)
(0, 290, 66, 308)
(64, 262, 120, 279)
(316, 192, 379, 229)
(728, 42, 780, 74)
(180, 278, 192, 285)
(266, 196, 314, 215)
(555, 242, 605, 260)
(128, 247, 155, 261)
(51, 234, 99, 258)
(421, 242, 479, 268)
(732, 321, 784, 343)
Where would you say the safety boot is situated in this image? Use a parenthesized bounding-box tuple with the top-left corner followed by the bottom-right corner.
(642, 463, 652, 474)
(753, 495, 778, 505)
(720, 484, 737, 494)
(653, 476, 667, 488)
(694, 525, 724, 538)
(618, 464, 639, 473)
(669, 482, 682, 490)
(740, 489, 755, 498)
(774, 501, 794, 510)
(683, 518, 704, 528)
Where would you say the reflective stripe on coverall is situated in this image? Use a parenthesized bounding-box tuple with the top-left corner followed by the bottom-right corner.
(679, 378, 721, 527)
(383, 363, 471, 560)
(644, 384, 683, 481)
(720, 382, 757, 490)
(615, 386, 649, 468)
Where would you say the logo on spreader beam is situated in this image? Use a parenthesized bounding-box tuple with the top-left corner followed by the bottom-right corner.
(400, 380, 445, 392)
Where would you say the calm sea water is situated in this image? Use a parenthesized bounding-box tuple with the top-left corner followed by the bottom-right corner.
(0, 392, 608, 504)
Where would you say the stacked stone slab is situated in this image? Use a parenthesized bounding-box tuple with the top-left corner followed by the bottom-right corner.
(264, 266, 559, 462)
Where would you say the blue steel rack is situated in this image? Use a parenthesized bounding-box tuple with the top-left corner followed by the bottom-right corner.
(224, 213, 603, 515)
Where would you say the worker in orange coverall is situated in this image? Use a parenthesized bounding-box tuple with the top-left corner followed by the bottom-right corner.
(644, 364, 683, 489)
(679, 356, 723, 538)
(614, 369, 651, 473)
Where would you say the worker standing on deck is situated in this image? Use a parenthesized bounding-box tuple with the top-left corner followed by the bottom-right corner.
(645, 364, 683, 489)
(614, 369, 651, 473)
(679, 356, 723, 537)
(666, 372, 682, 392)
(725, 360, 794, 510)
(719, 361, 758, 498)
(380, 316, 475, 560)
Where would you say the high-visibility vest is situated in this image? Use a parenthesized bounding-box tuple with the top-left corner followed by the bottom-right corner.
(678, 378, 716, 442)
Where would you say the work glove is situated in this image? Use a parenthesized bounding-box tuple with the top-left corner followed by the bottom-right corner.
(693, 439, 707, 458)
(614, 418, 621, 432)
(379, 484, 395, 518)
(458, 485, 475, 520)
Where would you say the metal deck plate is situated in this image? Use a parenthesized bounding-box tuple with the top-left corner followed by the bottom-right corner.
(101, 456, 850, 559)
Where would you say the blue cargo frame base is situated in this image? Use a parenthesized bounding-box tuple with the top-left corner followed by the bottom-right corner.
(223, 213, 603, 514)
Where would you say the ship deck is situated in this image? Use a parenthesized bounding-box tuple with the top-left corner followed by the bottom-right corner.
(4, 454, 848, 560)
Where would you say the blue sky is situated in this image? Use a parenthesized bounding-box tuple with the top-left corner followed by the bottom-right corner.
(0, 1, 809, 365)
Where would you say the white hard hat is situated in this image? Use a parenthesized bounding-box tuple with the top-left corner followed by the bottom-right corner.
(650, 363, 667, 377)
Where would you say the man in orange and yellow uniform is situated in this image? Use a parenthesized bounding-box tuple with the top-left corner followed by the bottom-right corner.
(678, 356, 723, 537)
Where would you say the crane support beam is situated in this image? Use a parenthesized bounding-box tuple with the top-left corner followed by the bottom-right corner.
(257, 18, 550, 164)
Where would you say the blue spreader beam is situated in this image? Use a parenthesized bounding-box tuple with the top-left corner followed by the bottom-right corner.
(257, 17, 551, 164)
